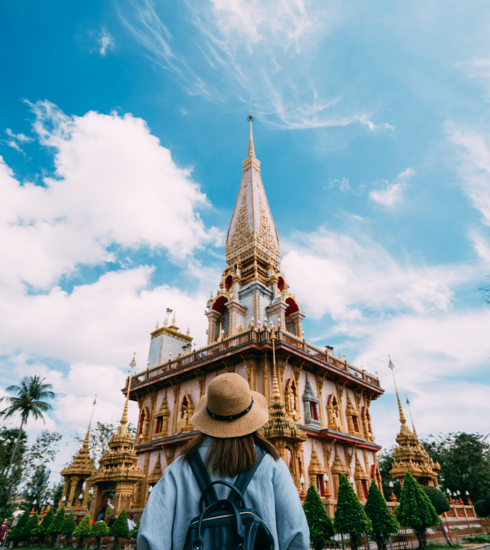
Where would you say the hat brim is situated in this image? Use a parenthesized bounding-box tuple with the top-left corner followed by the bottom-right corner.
(190, 391, 269, 438)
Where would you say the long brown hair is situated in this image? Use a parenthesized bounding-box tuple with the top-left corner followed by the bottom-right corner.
(181, 431, 280, 478)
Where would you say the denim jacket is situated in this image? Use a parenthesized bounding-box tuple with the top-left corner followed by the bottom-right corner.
(138, 438, 310, 550)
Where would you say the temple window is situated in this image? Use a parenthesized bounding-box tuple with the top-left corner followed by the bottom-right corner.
(225, 275, 233, 291)
(302, 376, 321, 428)
(316, 474, 325, 496)
(362, 479, 368, 499)
(352, 415, 360, 432)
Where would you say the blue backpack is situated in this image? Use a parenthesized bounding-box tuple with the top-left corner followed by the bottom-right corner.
(182, 449, 275, 550)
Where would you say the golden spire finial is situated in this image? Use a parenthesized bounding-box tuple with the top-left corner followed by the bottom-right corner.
(120, 354, 135, 428)
(270, 325, 281, 402)
(172, 310, 176, 326)
(247, 114, 255, 158)
(83, 395, 97, 449)
(388, 356, 407, 426)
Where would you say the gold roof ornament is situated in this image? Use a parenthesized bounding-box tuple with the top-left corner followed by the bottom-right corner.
(247, 113, 255, 158)
(388, 356, 440, 488)
(308, 446, 326, 476)
(262, 327, 306, 442)
(147, 453, 163, 484)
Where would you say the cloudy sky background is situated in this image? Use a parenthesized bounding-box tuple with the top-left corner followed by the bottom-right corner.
(1, 0, 490, 481)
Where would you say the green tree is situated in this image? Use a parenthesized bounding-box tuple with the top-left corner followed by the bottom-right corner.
(23, 512, 39, 543)
(423, 433, 490, 502)
(0, 428, 28, 515)
(9, 509, 30, 547)
(474, 500, 489, 518)
(48, 505, 66, 545)
(334, 475, 371, 550)
(396, 473, 440, 549)
(91, 520, 109, 548)
(422, 487, 450, 515)
(73, 514, 92, 549)
(130, 520, 140, 539)
(303, 483, 334, 550)
(37, 506, 54, 544)
(0, 376, 55, 474)
(364, 480, 399, 550)
(109, 510, 130, 549)
(24, 466, 51, 512)
(62, 512, 77, 540)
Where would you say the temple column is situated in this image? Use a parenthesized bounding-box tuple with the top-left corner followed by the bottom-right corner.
(172, 384, 181, 434)
(67, 476, 78, 508)
(225, 300, 247, 337)
(316, 377, 326, 428)
(82, 483, 90, 510)
(205, 310, 221, 345)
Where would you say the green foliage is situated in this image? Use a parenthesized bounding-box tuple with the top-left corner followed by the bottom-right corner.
(92, 520, 109, 548)
(62, 513, 77, 537)
(130, 520, 140, 539)
(474, 499, 490, 518)
(396, 473, 440, 549)
(36, 506, 54, 544)
(365, 480, 399, 550)
(24, 512, 39, 540)
(464, 535, 490, 543)
(73, 514, 92, 538)
(109, 510, 129, 539)
(423, 432, 490, 503)
(48, 506, 65, 535)
(422, 487, 450, 515)
(303, 483, 334, 550)
(10, 509, 30, 544)
(0, 428, 28, 517)
(0, 376, 55, 474)
(334, 475, 371, 550)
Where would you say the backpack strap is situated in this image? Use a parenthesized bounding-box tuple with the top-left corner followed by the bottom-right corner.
(229, 448, 265, 506)
(190, 452, 219, 507)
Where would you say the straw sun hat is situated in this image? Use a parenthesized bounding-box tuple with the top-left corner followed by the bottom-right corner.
(191, 373, 269, 438)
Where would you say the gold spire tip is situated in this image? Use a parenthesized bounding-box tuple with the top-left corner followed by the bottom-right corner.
(247, 114, 255, 158)
(388, 356, 407, 426)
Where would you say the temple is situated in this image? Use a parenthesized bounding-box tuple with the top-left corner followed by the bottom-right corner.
(388, 358, 440, 487)
(121, 116, 385, 516)
(63, 117, 386, 519)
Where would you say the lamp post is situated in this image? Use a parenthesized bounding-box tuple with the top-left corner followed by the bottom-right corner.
(389, 481, 397, 502)
(447, 488, 454, 505)
(465, 490, 472, 506)
(323, 473, 331, 499)
(300, 476, 306, 500)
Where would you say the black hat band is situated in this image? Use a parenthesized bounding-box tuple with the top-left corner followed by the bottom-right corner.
(206, 397, 254, 421)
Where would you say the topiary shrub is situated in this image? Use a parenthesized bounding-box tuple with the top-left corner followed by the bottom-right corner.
(48, 505, 66, 546)
(365, 480, 399, 550)
(23, 512, 39, 544)
(91, 520, 109, 548)
(37, 506, 55, 545)
(10, 509, 30, 547)
(109, 510, 129, 549)
(422, 487, 450, 515)
(73, 514, 92, 549)
(303, 483, 334, 550)
(474, 500, 490, 518)
(334, 474, 372, 550)
(396, 473, 440, 549)
(62, 512, 77, 540)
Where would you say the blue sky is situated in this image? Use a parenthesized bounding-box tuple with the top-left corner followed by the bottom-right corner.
(1, 0, 490, 477)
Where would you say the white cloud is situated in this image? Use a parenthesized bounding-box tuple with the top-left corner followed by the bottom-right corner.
(118, 0, 393, 130)
(98, 28, 115, 56)
(447, 124, 490, 226)
(369, 167, 415, 208)
(0, 101, 220, 291)
(3, 128, 33, 153)
(281, 225, 460, 321)
(326, 177, 350, 191)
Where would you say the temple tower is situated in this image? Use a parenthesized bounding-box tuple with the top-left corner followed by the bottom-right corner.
(87, 358, 144, 519)
(60, 402, 97, 511)
(206, 115, 303, 343)
(388, 358, 440, 487)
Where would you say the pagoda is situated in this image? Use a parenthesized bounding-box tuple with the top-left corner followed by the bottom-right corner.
(126, 117, 385, 512)
(60, 412, 97, 511)
(87, 360, 144, 519)
(388, 358, 440, 487)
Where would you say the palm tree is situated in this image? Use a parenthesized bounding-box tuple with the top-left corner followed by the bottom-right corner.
(0, 376, 55, 474)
